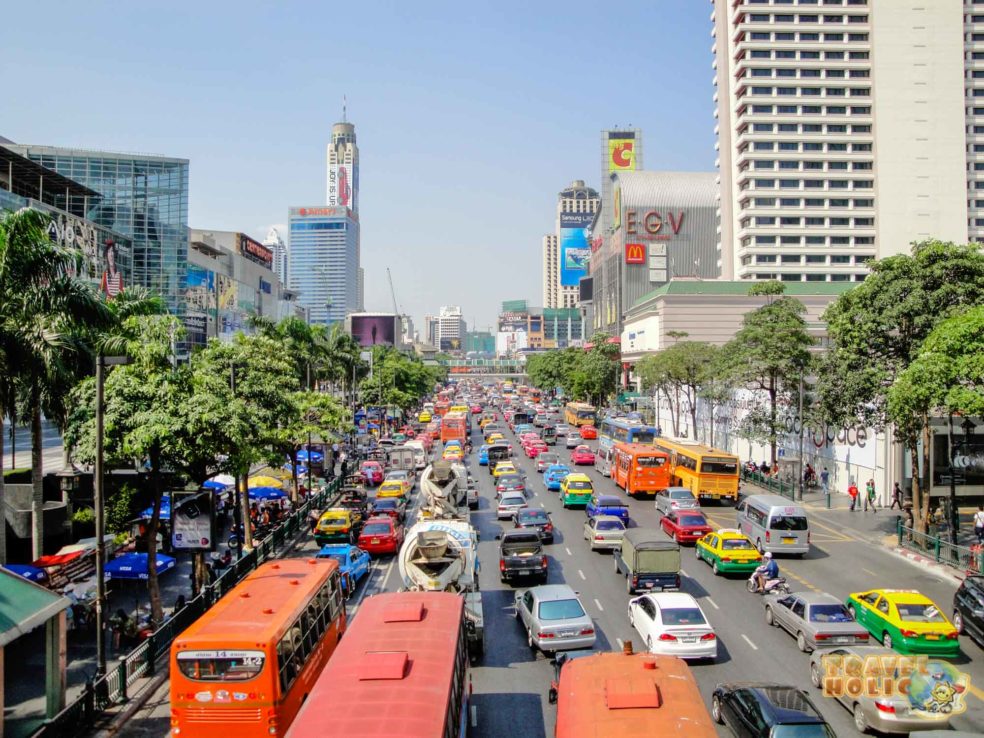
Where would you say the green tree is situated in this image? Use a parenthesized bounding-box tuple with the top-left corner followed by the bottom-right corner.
(636, 341, 720, 440)
(817, 241, 984, 528)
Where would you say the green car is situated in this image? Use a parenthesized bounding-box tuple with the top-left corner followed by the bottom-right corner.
(845, 589, 960, 656)
(560, 474, 594, 508)
(694, 530, 762, 574)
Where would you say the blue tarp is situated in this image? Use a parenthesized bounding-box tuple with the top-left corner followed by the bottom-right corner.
(296, 449, 323, 462)
(104, 553, 176, 580)
(2, 564, 47, 582)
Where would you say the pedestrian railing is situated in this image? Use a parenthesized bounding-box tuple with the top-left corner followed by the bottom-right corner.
(740, 469, 797, 501)
(33, 477, 342, 738)
(897, 519, 984, 575)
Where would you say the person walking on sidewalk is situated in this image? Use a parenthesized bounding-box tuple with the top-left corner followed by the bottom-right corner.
(864, 479, 877, 512)
(848, 481, 859, 511)
(820, 467, 830, 496)
(890, 482, 903, 510)
(974, 505, 984, 544)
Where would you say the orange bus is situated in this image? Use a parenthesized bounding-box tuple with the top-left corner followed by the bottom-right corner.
(441, 411, 468, 444)
(434, 400, 450, 417)
(170, 558, 346, 738)
(549, 649, 716, 738)
(652, 437, 741, 503)
(611, 443, 672, 498)
(286, 591, 469, 738)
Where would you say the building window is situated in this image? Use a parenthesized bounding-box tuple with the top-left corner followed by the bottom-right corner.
(831, 274, 850, 281)
(781, 254, 802, 263)
(805, 273, 827, 281)
(831, 255, 851, 264)
(756, 236, 777, 245)
(779, 123, 799, 132)
(806, 236, 826, 245)
(805, 254, 826, 264)
(780, 235, 801, 244)
(756, 254, 777, 264)
(780, 274, 802, 282)
(805, 217, 825, 225)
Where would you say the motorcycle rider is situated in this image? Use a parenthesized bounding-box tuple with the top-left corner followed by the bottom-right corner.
(754, 551, 779, 593)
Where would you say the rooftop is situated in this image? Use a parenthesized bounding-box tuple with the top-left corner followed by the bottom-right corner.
(0, 569, 73, 647)
(631, 279, 855, 309)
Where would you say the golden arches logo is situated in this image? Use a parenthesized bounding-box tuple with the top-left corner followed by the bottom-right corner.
(625, 243, 646, 264)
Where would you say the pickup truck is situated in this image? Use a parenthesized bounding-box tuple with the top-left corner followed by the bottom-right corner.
(613, 529, 681, 594)
(466, 474, 480, 510)
(497, 530, 548, 584)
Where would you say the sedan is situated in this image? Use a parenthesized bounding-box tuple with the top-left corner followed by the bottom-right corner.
(765, 591, 870, 652)
(360, 461, 384, 486)
(579, 425, 598, 440)
(356, 516, 404, 556)
(845, 588, 959, 656)
(514, 584, 596, 652)
(565, 433, 580, 449)
(629, 592, 717, 660)
(525, 442, 548, 459)
(514, 507, 554, 543)
(316, 544, 371, 595)
(478, 444, 489, 465)
(660, 511, 712, 544)
(544, 464, 571, 491)
(655, 487, 699, 515)
(585, 494, 630, 524)
(712, 684, 834, 738)
(583, 515, 626, 551)
(496, 473, 527, 498)
(497, 492, 527, 519)
(554, 423, 570, 437)
(369, 497, 406, 522)
(536, 452, 560, 473)
(570, 445, 595, 466)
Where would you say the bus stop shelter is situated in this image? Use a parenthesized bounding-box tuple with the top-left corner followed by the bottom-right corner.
(0, 569, 70, 737)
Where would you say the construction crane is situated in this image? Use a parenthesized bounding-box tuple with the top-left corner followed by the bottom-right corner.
(386, 267, 400, 314)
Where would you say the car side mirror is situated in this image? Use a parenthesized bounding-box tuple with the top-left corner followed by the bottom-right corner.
(494, 533, 502, 540)
(548, 687, 558, 704)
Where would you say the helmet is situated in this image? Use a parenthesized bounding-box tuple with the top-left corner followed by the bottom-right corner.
(764, 551, 773, 559)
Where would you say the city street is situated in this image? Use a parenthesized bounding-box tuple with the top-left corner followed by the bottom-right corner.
(117, 433, 984, 738)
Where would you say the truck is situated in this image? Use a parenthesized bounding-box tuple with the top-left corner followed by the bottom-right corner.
(612, 530, 681, 594)
(497, 530, 548, 583)
(386, 445, 417, 482)
(418, 460, 468, 519)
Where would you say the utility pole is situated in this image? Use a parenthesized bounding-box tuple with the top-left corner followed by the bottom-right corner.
(797, 373, 805, 502)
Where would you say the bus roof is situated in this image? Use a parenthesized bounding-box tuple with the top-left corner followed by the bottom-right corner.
(174, 558, 337, 647)
(287, 591, 465, 738)
(555, 651, 716, 738)
(654, 437, 737, 459)
(614, 443, 669, 456)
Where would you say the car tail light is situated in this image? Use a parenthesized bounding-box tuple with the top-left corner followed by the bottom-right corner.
(900, 629, 918, 638)
(544, 523, 553, 531)
(765, 531, 771, 543)
(631, 575, 639, 586)
(595, 535, 605, 541)
(874, 700, 896, 714)
(700, 633, 716, 641)
(541, 556, 548, 568)
(499, 559, 506, 571)
(540, 632, 555, 639)
(580, 628, 595, 636)
(658, 634, 677, 641)
(946, 631, 959, 640)
(722, 557, 732, 562)
(815, 633, 830, 641)
(858, 632, 869, 640)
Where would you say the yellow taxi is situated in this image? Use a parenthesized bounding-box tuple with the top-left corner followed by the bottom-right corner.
(486, 432, 505, 444)
(845, 589, 959, 656)
(695, 528, 762, 575)
(492, 462, 519, 479)
(559, 473, 593, 508)
(442, 446, 464, 461)
(418, 411, 432, 423)
(314, 508, 356, 545)
(376, 479, 410, 504)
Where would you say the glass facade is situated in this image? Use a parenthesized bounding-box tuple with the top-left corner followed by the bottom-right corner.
(287, 207, 359, 324)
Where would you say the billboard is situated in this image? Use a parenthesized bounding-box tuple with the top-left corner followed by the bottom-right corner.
(337, 164, 353, 210)
(579, 276, 593, 302)
(559, 212, 593, 287)
(608, 132, 637, 172)
(440, 337, 462, 352)
(171, 490, 216, 551)
(350, 314, 398, 347)
(238, 233, 274, 270)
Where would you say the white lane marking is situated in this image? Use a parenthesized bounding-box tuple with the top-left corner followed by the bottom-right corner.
(470, 705, 478, 728)
(741, 634, 759, 651)
(594, 598, 604, 611)
(680, 569, 688, 577)
(705, 597, 720, 610)
(578, 569, 586, 580)
(565, 547, 572, 556)
(862, 568, 877, 576)
(616, 638, 624, 649)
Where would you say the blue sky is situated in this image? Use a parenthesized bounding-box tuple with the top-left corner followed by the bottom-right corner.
(2, 0, 716, 331)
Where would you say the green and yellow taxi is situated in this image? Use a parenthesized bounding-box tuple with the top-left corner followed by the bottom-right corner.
(418, 411, 432, 423)
(845, 589, 959, 656)
(560, 473, 594, 509)
(695, 528, 762, 575)
(376, 479, 410, 504)
(314, 508, 356, 545)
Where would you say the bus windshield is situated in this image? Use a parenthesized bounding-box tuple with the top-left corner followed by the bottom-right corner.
(177, 650, 265, 681)
(632, 429, 656, 444)
(701, 457, 738, 475)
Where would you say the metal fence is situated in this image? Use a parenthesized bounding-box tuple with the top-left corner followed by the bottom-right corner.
(34, 478, 342, 737)
(897, 519, 984, 575)
(740, 469, 798, 501)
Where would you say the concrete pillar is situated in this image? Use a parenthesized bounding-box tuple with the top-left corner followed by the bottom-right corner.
(44, 610, 67, 718)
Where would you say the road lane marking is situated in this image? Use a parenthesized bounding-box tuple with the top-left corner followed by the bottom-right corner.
(594, 598, 604, 611)
(616, 638, 624, 649)
(470, 706, 478, 728)
(741, 634, 759, 650)
(565, 547, 572, 556)
(862, 568, 877, 576)
(578, 569, 586, 580)
(680, 569, 688, 577)
(705, 597, 720, 610)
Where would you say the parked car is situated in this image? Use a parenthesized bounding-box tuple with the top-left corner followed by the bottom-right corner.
(316, 544, 371, 594)
(357, 515, 404, 556)
(614, 531, 681, 594)
(497, 492, 527, 520)
(570, 445, 595, 466)
(629, 592, 717, 660)
(536, 452, 560, 473)
(655, 487, 700, 516)
(660, 511, 712, 544)
(498, 530, 548, 584)
(544, 464, 571, 492)
(514, 507, 554, 543)
(583, 515, 626, 552)
(845, 588, 959, 656)
(514, 584, 596, 652)
(579, 425, 598, 440)
(712, 684, 834, 738)
(764, 591, 870, 652)
(952, 574, 984, 645)
(585, 494, 630, 524)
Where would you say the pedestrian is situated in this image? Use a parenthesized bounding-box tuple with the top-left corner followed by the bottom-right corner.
(848, 481, 859, 511)
(975, 505, 984, 544)
(904, 507, 914, 541)
(864, 479, 877, 512)
(890, 482, 903, 510)
(820, 467, 830, 496)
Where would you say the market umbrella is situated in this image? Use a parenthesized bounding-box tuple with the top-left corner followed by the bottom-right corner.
(248, 475, 284, 489)
(296, 449, 324, 462)
(104, 552, 176, 581)
(212, 473, 235, 486)
(2, 563, 48, 582)
(248, 486, 286, 501)
(202, 479, 229, 491)
(139, 495, 171, 521)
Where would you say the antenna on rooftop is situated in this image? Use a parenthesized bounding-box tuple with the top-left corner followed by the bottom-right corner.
(342, 95, 347, 123)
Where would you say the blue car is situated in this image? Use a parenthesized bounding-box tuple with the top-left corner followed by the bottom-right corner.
(585, 494, 630, 524)
(478, 444, 489, 465)
(316, 544, 371, 595)
(514, 424, 535, 436)
(544, 464, 571, 491)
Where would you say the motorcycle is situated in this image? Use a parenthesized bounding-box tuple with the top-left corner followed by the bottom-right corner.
(747, 570, 790, 595)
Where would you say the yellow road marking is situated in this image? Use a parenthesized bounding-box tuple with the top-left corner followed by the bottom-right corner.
(968, 682, 984, 703)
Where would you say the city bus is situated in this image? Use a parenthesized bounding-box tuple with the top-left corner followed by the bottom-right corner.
(286, 591, 469, 738)
(598, 417, 658, 450)
(169, 558, 346, 738)
(652, 437, 741, 503)
(434, 400, 450, 417)
(441, 411, 468, 444)
(611, 443, 672, 498)
(449, 404, 469, 416)
(549, 649, 716, 738)
(564, 402, 597, 427)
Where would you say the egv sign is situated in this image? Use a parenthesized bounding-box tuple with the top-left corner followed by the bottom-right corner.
(625, 210, 685, 239)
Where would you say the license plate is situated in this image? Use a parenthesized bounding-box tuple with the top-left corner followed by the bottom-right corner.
(371, 539, 380, 544)
(680, 637, 697, 643)
(925, 634, 940, 640)
(645, 582, 655, 588)
(519, 569, 532, 574)
(782, 537, 796, 544)
(834, 637, 850, 643)
(559, 630, 577, 637)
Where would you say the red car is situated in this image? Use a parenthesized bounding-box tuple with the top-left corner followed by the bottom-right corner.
(470, 405, 482, 414)
(579, 425, 598, 440)
(659, 511, 713, 544)
(525, 442, 548, 459)
(360, 461, 384, 485)
(357, 515, 404, 556)
(570, 445, 595, 466)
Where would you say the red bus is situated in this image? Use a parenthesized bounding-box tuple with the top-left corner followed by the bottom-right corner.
(170, 558, 346, 738)
(286, 591, 469, 738)
(435, 400, 450, 417)
(441, 411, 468, 444)
(549, 648, 716, 738)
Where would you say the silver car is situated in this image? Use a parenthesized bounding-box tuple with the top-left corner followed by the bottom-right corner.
(565, 433, 580, 449)
(655, 487, 700, 516)
(764, 591, 870, 652)
(497, 492, 527, 519)
(536, 452, 560, 472)
(555, 423, 570, 437)
(809, 645, 951, 734)
(583, 515, 626, 551)
(514, 584, 597, 652)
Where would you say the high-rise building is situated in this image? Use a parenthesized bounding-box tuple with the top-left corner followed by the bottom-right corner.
(423, 314, 439, 347)
(287, 206, 359, 324)
(263, 226, 288, 285)
(327, 121, 359, 215)
(712, 0, 970, 283)
(435, 305, 466, 351)
(542, 180, 600, 309)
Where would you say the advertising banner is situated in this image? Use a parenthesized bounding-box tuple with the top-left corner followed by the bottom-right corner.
(183, 266, 214, 312)
(238, 234, 274, 270)
(328, 163, 338, 207)
(559, 212, 594, 287)
(440, 337, 462, 351)
(171, 491, 215, 551)
(351, 314, 397, 347)
(608, 132, 637, 172)
(337, 164, 353, 210)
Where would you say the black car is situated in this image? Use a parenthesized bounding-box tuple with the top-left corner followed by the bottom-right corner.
(953, 575, 984, 645)
(370, 497, 406, 522)
(514, 507, 554, 543)
(712, 683, 834, 738)
(496, 473, 526, 498)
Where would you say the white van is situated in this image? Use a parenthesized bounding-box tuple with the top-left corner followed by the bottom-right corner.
(736, 494, 810, 556)
(404, 440, 428, 470)
(595, 445, 616, 478)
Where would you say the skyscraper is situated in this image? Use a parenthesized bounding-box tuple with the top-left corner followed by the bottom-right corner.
(542, 180, 600, 309)
(263, 226, 288, 285)
(712, 0, 971, 283)
(541, 234, 559, 307)
(327, 121, 359, 215)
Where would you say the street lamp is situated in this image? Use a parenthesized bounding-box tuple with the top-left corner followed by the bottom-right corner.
(95, 355, 131, 679)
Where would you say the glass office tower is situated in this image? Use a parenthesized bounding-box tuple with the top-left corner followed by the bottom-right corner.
(287, 206, 360, 324)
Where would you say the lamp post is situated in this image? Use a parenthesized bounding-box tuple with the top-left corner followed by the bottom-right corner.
(797, 373, 805, 502)
(95, 355, 131, 679)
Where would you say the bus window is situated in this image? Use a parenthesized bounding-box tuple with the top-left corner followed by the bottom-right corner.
(176, 651, 265, 682)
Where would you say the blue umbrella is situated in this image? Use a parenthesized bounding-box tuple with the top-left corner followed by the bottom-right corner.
(296, 449, 323, 462)
(2, 563, 48, 582)
(104, 552, 176, 580)
(202, 480, 228, 491)
(140, 495, 171, 521)
(248, 486, 286, 501)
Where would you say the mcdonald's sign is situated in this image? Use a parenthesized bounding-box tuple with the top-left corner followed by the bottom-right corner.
(625, 243, 646, 265)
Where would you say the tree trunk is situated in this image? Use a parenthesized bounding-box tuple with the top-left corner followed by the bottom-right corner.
(146, 454, 165, 627)
(687, 386, 698, 443)
(919, 418, 933, 533)
(290, 449, 300, 501)
(768, 376, 778, 466)
(0, 411, 6, 565)
(910, 443, 926, 532)
(31, 390, 44, 561)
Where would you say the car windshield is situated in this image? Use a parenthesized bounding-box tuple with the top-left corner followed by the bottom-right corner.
(896, 603, 947, 622)
(538, 598, 586, 621)
(809, 604, 853, 623)
(722, 538, 754, 550)
(595, 520, 625, 531)
(669, 490, 694, 500)
(597, 498, 622, 507)
(679, 515, 707, 527)
(701, 459, 738, 475)
(771, 515, 809, 531)
(501, 495, 525, 505)
(660, 607, 706, 626)
(362, 523, 391, 535)
(770, 725, 835, 738)
(520, 511, 549, 524)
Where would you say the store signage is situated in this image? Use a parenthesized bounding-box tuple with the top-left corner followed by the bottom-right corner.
(296, 207, 346, 217)
(625, 210, 685, 240)
(259, 278, 272, 295)
(625, 243, 646, 265)
(608, 135, 637, 172)
(238, 234, 273, 269)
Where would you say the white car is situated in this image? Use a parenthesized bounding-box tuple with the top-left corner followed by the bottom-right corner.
(628, 592, 717, 660)
(497, 492, 527, 519)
